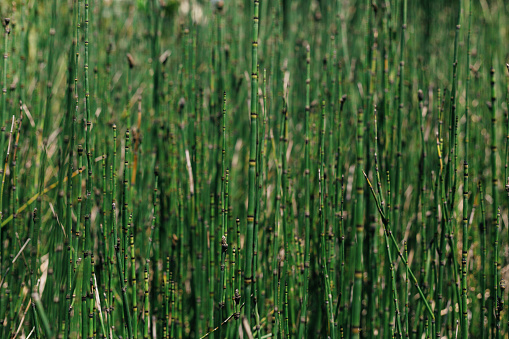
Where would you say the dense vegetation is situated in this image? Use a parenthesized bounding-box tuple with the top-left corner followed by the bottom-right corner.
(0, 0, 509, 338)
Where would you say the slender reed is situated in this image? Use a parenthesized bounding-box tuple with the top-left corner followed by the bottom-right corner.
(460, 1, 472, 336)
(244, 0, 259, 327)
(351, 106, 364, 339)
(298, 43, 311, 339)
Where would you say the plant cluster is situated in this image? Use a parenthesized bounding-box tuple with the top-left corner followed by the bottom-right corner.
(0, 0, 508, 338)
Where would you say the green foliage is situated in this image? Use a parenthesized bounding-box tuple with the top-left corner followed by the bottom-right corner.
(0, 0, 509, 338)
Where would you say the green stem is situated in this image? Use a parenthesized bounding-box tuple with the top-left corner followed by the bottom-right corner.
(244, 0, 259, 327)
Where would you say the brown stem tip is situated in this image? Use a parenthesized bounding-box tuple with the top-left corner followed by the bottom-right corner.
(126, 53, 135, 69)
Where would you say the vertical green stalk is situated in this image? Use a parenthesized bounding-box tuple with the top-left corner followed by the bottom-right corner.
(30, 207, 40, 338)
(0, 114, 10, 335)
(494, 208, 500, 337)
(280, 95, 289, 301)
(65, 20, 77, 336)
(404, 241, 409, 338)
(9, 116, 18, 336)
(131, 221, 137, 338)
(236, 217, 242, 328)
(110, 124, 117, 275)
(490, 66, 498, 257)
(143, 172, 157, 339)
(208, 193, 215, 338)
(0, 17, 10, 280)
(479, 181, 486, 339)
(394, 0, 407, 233)
(298, 44, 311, 339)
(143, 267, 149, 339)
(219, 92, 228, 338)
(244, 0, 259, 326)
(351, 107, 364, 338)
(447, 0, 462, 209)
(319, 101, 335, 339)
(219, 169, 229, 338)
(336, 96, 346, 334)
(101, 149, 108, 337)
(436, 127, 447, 338)
(123, 131, 130, 289)
(461, 1, 472, 337)
(82, 0, 94, 335)
(75, 146, 83, 273)
(284, 281, 289, 338)
(108, 125, 116, 338)
(506, 63, 509, 191)
(72, 0, 81, 274)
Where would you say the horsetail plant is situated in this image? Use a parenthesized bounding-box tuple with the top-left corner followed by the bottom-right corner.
(298, 43, 311, 339)
(461, 0, 473, 336)
(1, 1, 509, 338)
(244, 0, 259, 329)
